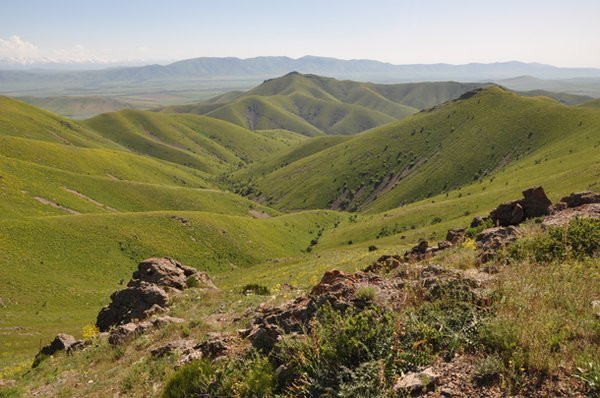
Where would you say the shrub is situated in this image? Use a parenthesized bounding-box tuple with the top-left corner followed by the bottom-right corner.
(508, 217, 599, 262)
(242, 284, 270, 296)
(276, 305, 398, 396)
(186, 276, 200, 288)
(473, 355, 504, 385)
(576, 360, 600, 397)
(162, 359, 217, 398)
(162, 354, 275, 398)
(82, 323, 99, 340)
(355, 286, 376, 302)
(465, 218, 494, 238)
(461, 238, 477, 250)
(368, 245, 378, 252)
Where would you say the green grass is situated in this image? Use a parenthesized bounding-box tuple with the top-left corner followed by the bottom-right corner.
(0, 210, 342, 367)
(160, 73, 485, 136)
(0, 96, 120, 148)
(83, 110, 298, 173)
(0, 135, 212, 188)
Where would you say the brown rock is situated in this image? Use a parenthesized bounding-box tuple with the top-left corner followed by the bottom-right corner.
(363, 255, 402, 274)
(489, 200, 524, 226)
(108, 322, 140, 345)
(521, 186, 552, 217)
(445, 228, 465, 244)
(130, 257, 188, 290)
(476, 226, 521, 263)
(33, 333, 77, 366)
(559, 191, 600, 208)
(96, 282, 169, 331)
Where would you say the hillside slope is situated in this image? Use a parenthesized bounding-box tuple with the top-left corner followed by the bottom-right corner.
(232, 86, 600, 211)
(160, 73, 486, 135)
(83, 110, 302, 173)
(0, 96, 121, 148)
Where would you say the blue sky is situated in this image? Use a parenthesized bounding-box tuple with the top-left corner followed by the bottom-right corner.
(1, 0, 599, 66)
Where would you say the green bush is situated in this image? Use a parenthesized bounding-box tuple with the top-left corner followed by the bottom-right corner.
(355, 286, 376, 302)
(162, 353, 275, 398)
(473, 355, 504, 386)
(276, 305, 398, 396)
(576, 360, 600, 397)
(465, 218, 494, 238)
(242, 284, 270, 296)
(186, 276, 199, 288)
(162, 359, 217, 398)
(508, 217, 599, 262)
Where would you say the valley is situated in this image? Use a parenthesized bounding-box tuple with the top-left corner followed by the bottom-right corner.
(0, 71, 598, 397)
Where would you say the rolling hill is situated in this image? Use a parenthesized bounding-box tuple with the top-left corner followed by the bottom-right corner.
(160, 73, 487, 135)
(83, 109, 304, 171)
(230, 86, 600, 211)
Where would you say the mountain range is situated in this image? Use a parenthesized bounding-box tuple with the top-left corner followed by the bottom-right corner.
(2, 56, 600, 97)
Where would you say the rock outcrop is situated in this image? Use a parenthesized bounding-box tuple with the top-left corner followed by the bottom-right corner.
(32, 333, 87, 367)
(489, 186, 552, 226)
(363, 254, 402, 274)
(241, 267, 486, 353)
(475, 226, 521, 263)
(96, 257, 215, 331)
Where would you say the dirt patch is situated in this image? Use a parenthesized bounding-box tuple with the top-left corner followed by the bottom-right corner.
(63, 187, 118, 212)
(33, 196, 79, 214)
(249, 209, 271, 218)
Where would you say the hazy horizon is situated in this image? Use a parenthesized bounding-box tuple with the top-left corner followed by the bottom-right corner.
(2, 0, 600, 68)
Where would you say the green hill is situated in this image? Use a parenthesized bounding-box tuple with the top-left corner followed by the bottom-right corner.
(0, 96, 121, 148)
(160, 73, 486, 135)
(517, 89, 593, 105)
(83, 110, 300, 172)
(232, 86, 600, 211)
(579, 98, 600, 108)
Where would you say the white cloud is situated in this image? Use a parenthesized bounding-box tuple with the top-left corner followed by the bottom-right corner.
(0, 35, 39, 59)
(53, 44, 96, 62)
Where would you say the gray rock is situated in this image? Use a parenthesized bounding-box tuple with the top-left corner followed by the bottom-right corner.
(393, 367, 439, 395)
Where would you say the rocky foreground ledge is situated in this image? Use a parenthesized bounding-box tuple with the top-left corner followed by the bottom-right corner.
(27, 187, 598, 396)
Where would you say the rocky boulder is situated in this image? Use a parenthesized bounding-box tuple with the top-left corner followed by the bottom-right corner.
(33, 334, 77, 367)
(393, 367, 439, 395)
(476, 226, 521, 263)
(489, 186, 552, 226)
(445, 228, 465, 244)
(96, 257, 214, 331)
(404, 239, 433, 262)
(559, 191, 600, 208)
(97, 282, 169, 331)
(521, 186, 552, 218)
(363, 254, 402, 274)
(242, 267, 484, 353)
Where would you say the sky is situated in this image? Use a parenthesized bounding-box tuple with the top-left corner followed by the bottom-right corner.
(1, 0, 599, 67)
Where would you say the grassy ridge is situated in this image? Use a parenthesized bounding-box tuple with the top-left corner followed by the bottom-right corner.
(0, 136, 211, 187)
(0, 155, 281, 218)
(83, 110, 302, 172)
(161, 73, 485, 135)
(0, 96, 120, 148)
(236, 86, 600, 211)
